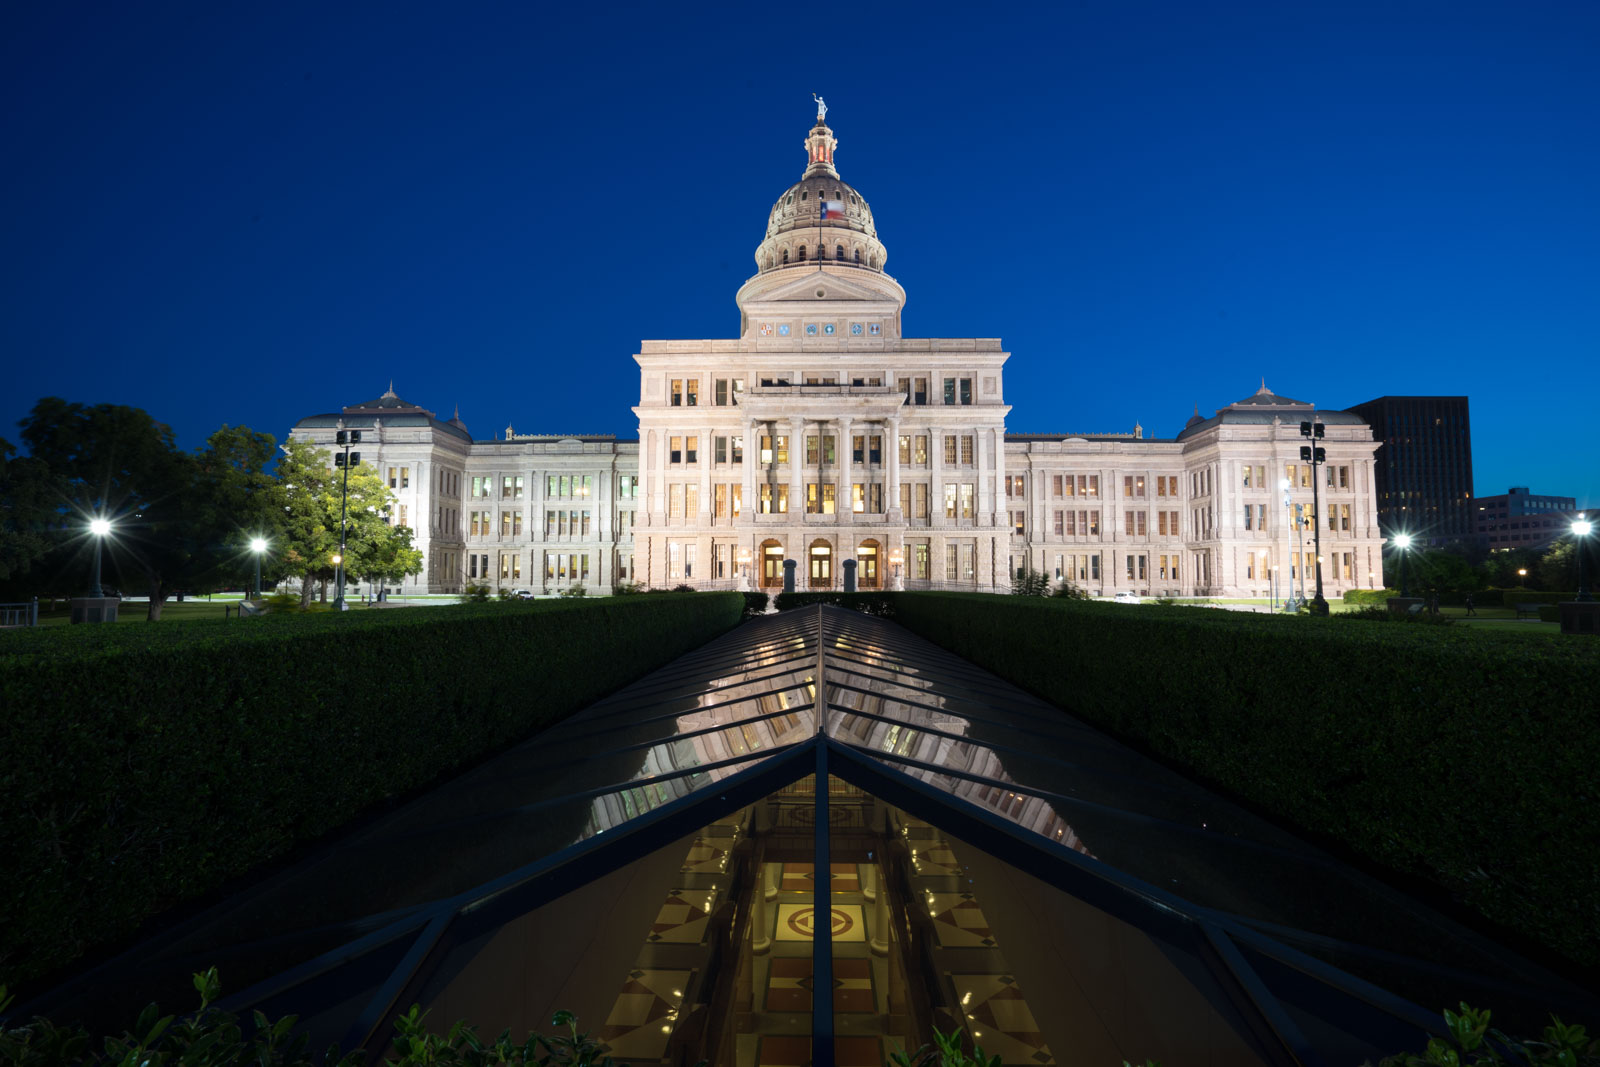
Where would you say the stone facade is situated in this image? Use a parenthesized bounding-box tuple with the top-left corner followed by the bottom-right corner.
(291, 105, 1386, 598)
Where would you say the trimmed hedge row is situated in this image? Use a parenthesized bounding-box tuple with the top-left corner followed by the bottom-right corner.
(887, 593, 1600, 967)
(0, 594, 743, 990)
(772, 591, 897, 615)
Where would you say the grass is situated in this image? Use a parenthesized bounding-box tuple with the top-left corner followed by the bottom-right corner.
(26, 593, 392, 627)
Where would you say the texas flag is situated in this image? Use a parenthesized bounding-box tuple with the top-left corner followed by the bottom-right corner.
(820, 200, 846, 219)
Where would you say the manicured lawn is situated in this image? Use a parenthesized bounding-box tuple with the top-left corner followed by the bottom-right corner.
(28, 595, 383, 627)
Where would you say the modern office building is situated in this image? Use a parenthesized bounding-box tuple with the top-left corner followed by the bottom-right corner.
(291, 103, 1388, 598)
(1475, 487, 1582, 551)
(1343, 395, 1474, 546)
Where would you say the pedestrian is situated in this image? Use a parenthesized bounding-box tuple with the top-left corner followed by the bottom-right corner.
(1464, 593, 1476, 617)
(1428, 591, 1439, 616)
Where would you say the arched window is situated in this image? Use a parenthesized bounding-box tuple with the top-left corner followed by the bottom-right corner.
(836, 244, 844, 261)
(801, 191, 808, 201)
(858, 540, 880, 588)
(854, 248, 861, 264)
(782, 248, 789, 264)
(761, 540, 784, 589)
(869, 256, 878, 269)
(798, 245, 807, 262)
(787, 194, 793, 205)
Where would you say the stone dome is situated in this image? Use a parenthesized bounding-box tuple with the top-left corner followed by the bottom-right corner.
(752, 111, 888, 274)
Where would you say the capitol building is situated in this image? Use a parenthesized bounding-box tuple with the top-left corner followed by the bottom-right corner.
(291, 103, 1387, 599)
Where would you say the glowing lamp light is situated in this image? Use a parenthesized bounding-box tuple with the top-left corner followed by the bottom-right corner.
(1575, 518, 1594, 537)
(90, 518, 112, 536)
(331, 553, 342, 565)
(250, 537, 268, 553)
(1394, 533, 1413, 550)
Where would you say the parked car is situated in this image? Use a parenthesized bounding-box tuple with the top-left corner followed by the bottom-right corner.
(513, 589, 536, 599)
(1112, 591, 1141, 605)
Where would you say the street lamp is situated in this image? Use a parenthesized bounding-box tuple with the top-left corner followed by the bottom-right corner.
(1394, 533, 1413, 598)
(1517, 567, 1527, 588)
(889, 547, 904, 590)
(249, 537, 267, 599)
(1280, 478, 1295, 611)
(737, 546, 752, 590)
(1574, 516, 1593, 602)
(1299, 419, 1328, 615)
(88, 517, 112, 597)
(332, 429, 362, 612)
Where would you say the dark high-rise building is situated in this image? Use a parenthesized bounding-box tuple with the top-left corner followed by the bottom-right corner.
(1344, 395, 1474, 545)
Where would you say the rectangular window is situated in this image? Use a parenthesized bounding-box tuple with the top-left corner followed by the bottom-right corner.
(915, 435, 928, 464)
(899, 435, 911, 464)
(944, 484, 957, 519)
(1053, 510, 1064, 535)
(946, 544, 959, 581)
(472, 475, 490, 498)
(915, 483, 928, 519)
(715, 379, 728, 405)
(731, 484, 742, 517)
(915, 543, 929, 580)
(618, 475, 637, 499)
(960, 378, 973, 405)
(852, 435, 865, 464)
(807, 435, 820, 466)
(852, 483, 865, 513)
(686, 380, 698, 406)
(670, 436, 683, 464)
(686, 436, 698, 464)
(670, 379, 683, 406)
(1088, 510, 1100, 535)
(669, 484, 684, 519)
(502, 476, 523, 499)
(898, 377, 912, 402)
(944, 378, 957, 405)
(1340, 465, 1350, 489)
(961, 436, 974, 466)
(1053, 474, 1064, 497)
(1244, 506, 1253, 531)
(943, 436, 956, 465)
(961, 483, 974, 519)
(1243, 466, 1253, 489)
(686, 484, 699, 517)
(388, 466, 397, 489)
(914, 378, 928, 404)
(715, 483, 728, 519)
(1013, 510, 1025, 536)
(1087, 474, 1100, 497)
(732, 435, 743, 463)
(1340, 503, 1351, 531)
(715, 437, 727, 464)
(869, 435, 882, 464)
(399, 504, 407, 528)
(1124, 475, 1134, 498)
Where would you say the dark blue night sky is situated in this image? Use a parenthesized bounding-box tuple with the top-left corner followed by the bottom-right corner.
(4, 2, 1596, 508)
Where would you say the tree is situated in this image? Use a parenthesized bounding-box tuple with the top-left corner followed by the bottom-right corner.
(273, 439, 409, 608)
(0, 437, 58, 584)
(20, 399, 204, 620)
(1538, 538, 1577, 593)
(1011, 564, 1050, 597)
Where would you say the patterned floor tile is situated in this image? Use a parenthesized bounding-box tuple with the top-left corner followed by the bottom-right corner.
(950, 974, 1055, 1066)
(780, 862, 862, 894)
(775, 903, 867, 942)
(646, 886, 717, 944)
(762, 956, 875, 1012)
(596, 968, 690, 1060)
(924, 891, 997, 948)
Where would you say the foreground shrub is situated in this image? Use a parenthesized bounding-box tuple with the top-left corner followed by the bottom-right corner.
(1338, 605, 1454, 625)
(0, 594, 742, 989)
(889, 593, 1600, 967)
(0, 970, 628, 1066)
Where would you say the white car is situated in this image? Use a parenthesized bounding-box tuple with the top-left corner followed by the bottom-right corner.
(1112, 591, 1141, 605)
(513, 589, 536, 600)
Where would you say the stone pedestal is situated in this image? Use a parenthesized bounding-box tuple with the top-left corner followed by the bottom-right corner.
(1559, 601, 1599, 636)
(69, 597, 119, 625)
(1386, 596, 1423, 617)
(239, 599, 265, 617)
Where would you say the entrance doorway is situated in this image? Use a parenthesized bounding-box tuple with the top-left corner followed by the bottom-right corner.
(761, 540, 785, 588)
(809, 540, 832, 588)
(858, 540, 880, 588)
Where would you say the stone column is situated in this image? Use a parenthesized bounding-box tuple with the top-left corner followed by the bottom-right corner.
(929, 424, 943, 525)
(764, 861, 779, 902)
(742, 419, 757, 524)
(838, 416, 854, 523)
(788, 416, 805, 518)
(887, 416, 902, 516)
(862, 860, 877, 903)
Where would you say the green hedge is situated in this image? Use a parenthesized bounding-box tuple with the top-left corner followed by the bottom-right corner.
(1505, 590, 1579, 608)
(1342, 588, 1400, 605)
(0, 594, 742, 991)
(888, 593, 1600, 967)
(772, 591, 897, 616)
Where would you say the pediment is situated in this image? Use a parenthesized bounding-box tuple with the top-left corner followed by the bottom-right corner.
(742, 270, 898, 306)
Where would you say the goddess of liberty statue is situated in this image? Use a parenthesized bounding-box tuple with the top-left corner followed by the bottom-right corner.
(813, 93, 827, 121)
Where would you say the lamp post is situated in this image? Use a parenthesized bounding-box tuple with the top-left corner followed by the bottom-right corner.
(88, 517, 112, 597)
(249, 537, 267, 599)
(1394, 533, 1413, 598)
(889, 547, 904, 591)
(1574, 516, 1593, 602)
(332, 429, 361, 612)
(1299, 419, 1328, 615)
(1280, 478, 1294, 611)
(737, 546, 751, 591)
(1517, 567, 1527, 588)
